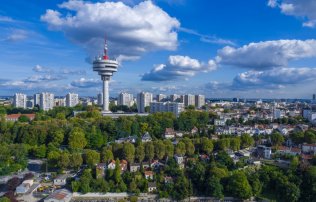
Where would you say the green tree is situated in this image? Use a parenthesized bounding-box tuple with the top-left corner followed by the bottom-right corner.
(154, 140, 166, 159)
(201, 137, 213, 154)
(58, 152, 70, 170)
(271, 132, 284, 146)
(182, 138, 195, 156)
(164, 140, 174, 158)
(206, 176, 224, 199)
(135, 143, 145, 163)
(70, 153, 83, 170)
(101, 148, 114, 163)
(68, 127, 87, 151)
(240, 134, 254, 148)
(84, 149, 100, 167)
(226, 172, 252, 199)
(145, 142, 154, 161)
(175, 141, 186, 156)
(123, 143, 135, 163)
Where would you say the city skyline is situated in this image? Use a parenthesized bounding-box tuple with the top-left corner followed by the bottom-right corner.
(1, 0, 316, 98)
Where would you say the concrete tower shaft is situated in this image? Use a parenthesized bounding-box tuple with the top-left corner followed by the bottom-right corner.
(92, 39, 118, 112)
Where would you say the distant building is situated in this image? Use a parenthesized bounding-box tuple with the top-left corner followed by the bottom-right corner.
(13, 93, 26, 108)
(66, 93, 79, 107)
(40, 92, 54, 111)
(170, 94, 181, 102)
(150, 101, 184, 117)
(97, 93, 103, 106)
(184, 94, 195, 107)
(156, 94, 166, 102)
(26, 100, 34, 109)
(118, 92, 134, 107)
(54, 98, 65, 107)
(33, 93, 41, 107)
(195, 94, 205, 108)
(137, 92, 153, 113)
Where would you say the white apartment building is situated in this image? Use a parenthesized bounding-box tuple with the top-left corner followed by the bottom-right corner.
(150, 101, 184, 117)
(66, 93, 79, 107)
(156, 94, 167, 102)
(54, 98, 65, 107)
(118, 92, 134, 107)
(184, 94, 195, 107)
(40, 92, 54, 111)
(137, 92, 153, 113)
(13, 93, 27, 108)
(195, 94, 205, 108)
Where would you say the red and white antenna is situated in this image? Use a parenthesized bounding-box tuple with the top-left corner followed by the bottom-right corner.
(103, 35, 109, 60)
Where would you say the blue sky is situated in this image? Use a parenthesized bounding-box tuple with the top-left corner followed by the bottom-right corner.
(1, 0, 316, 98)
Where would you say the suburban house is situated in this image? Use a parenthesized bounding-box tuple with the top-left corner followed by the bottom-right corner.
(54, 174, 68, 186)
(276, 146, 301, 156)
(107, 160, 116, 170)
(302, 143, 316, 154)
(174, 155, 185, 169)
(150, 160, 164, 170)
(164, 128, 175, 139)
(144, 171, 154, 180)
(191, 126, 198, 134)
(142, 132, 152, 142)
(129, 163, 141, 172)
(148, 182, 157, 193)
(120, 160, 128, 173)
(256, 145, 272, 159)
(164, 176, 173, 184)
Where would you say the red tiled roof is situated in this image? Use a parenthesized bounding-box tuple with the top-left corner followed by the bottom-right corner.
(6, 114, 35, 119)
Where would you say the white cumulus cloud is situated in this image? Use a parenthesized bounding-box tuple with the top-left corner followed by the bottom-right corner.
(141, 55, 217, 81)
(268, 0, 316, 28)
(217, 39, 316, 69)
(232, 67, 316, 90)
(41, 0, 180, 61)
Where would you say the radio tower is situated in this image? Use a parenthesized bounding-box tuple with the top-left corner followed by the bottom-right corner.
(93, 37, 118, 113)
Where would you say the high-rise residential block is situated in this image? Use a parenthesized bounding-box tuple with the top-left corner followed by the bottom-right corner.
(137, 92, 153, 113)
(195, 94, 205, 108)
(150, 101, 184, 117)
(184, 94, 195, 107)
(13, 93, 26, 108)
(40, 92, 54, 111)
(118, 92, 134, 107)
(156, 94, 166, 102)
(66, 93, 79, 107)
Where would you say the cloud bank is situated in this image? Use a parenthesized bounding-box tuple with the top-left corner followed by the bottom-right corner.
(41, 0, 180, 61)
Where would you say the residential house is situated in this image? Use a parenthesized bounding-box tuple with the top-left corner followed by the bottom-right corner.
(164, 128, 175, 139)
(107, 160, 116, 170)
(54, 175, 68, 186)
(129, 163, 141, 172)
(191, 126, 198, 134)
(174, 155, 185, 169)
(142, 132, 152, 142)
(148, 182, 157, 193)
(302, 143, 316, 154)
(256, 145, 272, 159)
(214, 119, 226, 126)
(144, 171, 154, 180)
(276, 146, 301, 156)
(150, 160, 164, 170)
(120, 160, 128, 173)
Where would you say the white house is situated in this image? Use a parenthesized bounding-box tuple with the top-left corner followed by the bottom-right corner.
(302, 144, 316, 154)
(54, 175, 68, 186)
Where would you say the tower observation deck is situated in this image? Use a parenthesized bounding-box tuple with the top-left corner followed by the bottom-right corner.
(93, 39, 118, 112)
